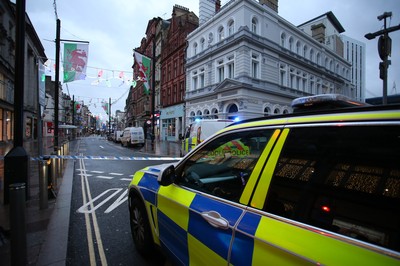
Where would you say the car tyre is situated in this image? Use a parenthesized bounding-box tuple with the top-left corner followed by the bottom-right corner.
(129, 196, 153, 257)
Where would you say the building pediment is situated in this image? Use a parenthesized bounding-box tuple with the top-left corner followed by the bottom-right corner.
(214, 79, 250, 92)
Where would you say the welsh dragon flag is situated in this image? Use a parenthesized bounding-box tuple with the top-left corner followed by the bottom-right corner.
(74, 101, 83, 114)
(63, 42, 89, 83)
(134, 51, 151, 95)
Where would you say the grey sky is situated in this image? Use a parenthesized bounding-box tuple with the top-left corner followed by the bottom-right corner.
(25, 0, 400, 121)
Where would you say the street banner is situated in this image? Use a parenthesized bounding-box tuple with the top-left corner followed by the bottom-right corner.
(133, 51, 151, 94)
(75, 101, 82, 114)
(102, 102, 109, 115)
(63, 42, 89, 83)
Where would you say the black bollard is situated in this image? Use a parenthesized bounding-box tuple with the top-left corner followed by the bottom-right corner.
(10, 183, 27, 266)
(39, 159, 49, 209)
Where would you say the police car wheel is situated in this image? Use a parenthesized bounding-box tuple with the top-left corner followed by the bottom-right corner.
(129, 197, 153, 256)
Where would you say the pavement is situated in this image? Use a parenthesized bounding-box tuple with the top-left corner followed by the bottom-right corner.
(0, 136, 182, 265)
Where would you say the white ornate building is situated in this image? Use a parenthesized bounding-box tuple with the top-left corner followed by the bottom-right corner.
(184, 0, 356, 124)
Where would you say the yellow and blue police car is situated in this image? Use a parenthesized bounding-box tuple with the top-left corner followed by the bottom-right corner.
(128, 95, 400, 265)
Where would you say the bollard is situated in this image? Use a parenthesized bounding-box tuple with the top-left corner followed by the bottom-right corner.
(65, 141, 69, 155)
(39, 158, 50, 209)
(59, 147, 63, 175)
(10, 183, 27, 266)
(51, 153, 58, 192)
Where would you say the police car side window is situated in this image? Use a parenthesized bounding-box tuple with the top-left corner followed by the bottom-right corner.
(265, 125, 400, 252)
(178, 130, 272, 202)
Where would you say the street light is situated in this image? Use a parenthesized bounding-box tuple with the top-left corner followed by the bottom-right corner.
(364, 11, 400, 105)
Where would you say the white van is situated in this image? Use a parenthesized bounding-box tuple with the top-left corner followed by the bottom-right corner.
(121, 127, 145, 147)
(181, 119, 233, 156)
(114, 130, 123, 143)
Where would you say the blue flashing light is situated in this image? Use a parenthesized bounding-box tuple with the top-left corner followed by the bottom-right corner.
(233, 117, 240, 122)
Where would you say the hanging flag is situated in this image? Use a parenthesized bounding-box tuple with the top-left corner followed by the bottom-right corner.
(74, 101, 82, 114)
(134, 51, 151, 95)
(102, 102, 109, 115)
(63, 42, 89, 83)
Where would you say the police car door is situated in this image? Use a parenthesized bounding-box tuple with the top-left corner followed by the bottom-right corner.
(157, 128, 279, 265)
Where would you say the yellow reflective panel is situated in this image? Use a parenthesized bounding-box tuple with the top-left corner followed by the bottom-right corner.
(129, 170, 146, 186)
(144, 201, 161, 246)
(188, 233, 227, 265)
(254, 216, 400, 265)
(158, 185, 196, 231)
(240, 129, 281, 205)
(251, 129, 289, 209)
(287, 111, 400, 124)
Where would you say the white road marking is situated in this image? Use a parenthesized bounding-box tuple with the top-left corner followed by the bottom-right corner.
(120, 178, 132, 181)
(96, 176, 114, 180)
(78, 156, 108, 266)
(91, 171, 104, 174)
(99, 146, 104, 149)
(109, 173, 124, 176)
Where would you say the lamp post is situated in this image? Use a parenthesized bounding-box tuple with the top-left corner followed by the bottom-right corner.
(365, 12, 400, 105)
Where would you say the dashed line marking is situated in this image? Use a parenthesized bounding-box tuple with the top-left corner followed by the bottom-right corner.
(109, 173, 124, 176)
(96, 176, 114, 180)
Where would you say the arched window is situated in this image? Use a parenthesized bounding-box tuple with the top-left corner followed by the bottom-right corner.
(274, 108, 280, 114)
(190, 111, 196, 122)
(288, 37, 294, 51)
(204, 109, 210, 119)
(316, 53, 321, 65)
(193, 42, 198, 55)
(264, 106, 271, 116)
(218, 26, 224, 42)
(251, 17, 258, 34)
(227, 104, 238, 120)
(228, 19, 234, 36)
(200, 38, 205, 51)
(281, 33, 286, 48)
(212, 108, 218, 119)
(303, 45, 308, 57)
(309, 49, 314, 62)
(228, 104, 238, 113)
(296, 41, 301, 54)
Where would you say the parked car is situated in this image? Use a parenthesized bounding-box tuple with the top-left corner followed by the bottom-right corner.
(128, 95, 400, 265)
(121, 127, 145, 147)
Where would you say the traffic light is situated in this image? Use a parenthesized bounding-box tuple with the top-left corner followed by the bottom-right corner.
(378, 35, 392, 61)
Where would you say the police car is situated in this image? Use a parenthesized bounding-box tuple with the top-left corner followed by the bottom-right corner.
(128, 95, 400, 265)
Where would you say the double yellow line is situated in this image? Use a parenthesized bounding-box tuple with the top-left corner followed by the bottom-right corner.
(78, 155, 108, 266)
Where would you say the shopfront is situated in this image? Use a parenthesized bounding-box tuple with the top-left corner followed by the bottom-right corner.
(160, 104, 184, 142)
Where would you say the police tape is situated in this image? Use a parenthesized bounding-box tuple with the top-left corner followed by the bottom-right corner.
(0, 155, 182, 161)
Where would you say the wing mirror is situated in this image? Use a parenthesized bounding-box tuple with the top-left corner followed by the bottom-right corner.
(158, 165, 176, 186)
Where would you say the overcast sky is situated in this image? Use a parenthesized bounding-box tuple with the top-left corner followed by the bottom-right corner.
(24, 0, 400, 121)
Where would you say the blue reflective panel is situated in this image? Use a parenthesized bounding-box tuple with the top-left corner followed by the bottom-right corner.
(158, 210, 189, 266)
(231, 212, 261, 265)
(188, 195, 244, 259)
(138, 173, 160, 205)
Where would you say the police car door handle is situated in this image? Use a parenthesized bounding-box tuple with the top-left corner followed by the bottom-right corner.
(201, 211, 229, 229)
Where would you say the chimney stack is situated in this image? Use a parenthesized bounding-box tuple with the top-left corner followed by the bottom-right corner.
(259, 0, 278, 12)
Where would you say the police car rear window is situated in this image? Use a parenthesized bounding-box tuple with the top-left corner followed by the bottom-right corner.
(265, 125, 400, 252)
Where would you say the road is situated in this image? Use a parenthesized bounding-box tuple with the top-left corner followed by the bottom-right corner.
(66, 136, 179, 265)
